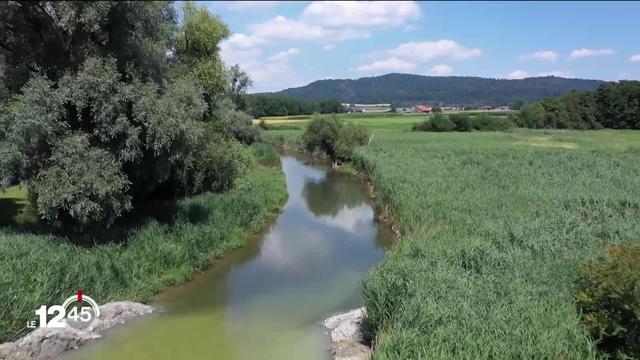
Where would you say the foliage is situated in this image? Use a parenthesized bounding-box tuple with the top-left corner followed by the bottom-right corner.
(250, 143, 280, 168)
(0, 165, 287, 343)
(576, 243, 640, 359)
(180, 131, 253, 195)
(222, 108, 262, 145)
(471, 113, 515, 131)
(271, 73, 602, 107)
(520, 81, 640, 130)
(246, 94, 344, 117)
(302, 114, 341, 160)
(175, 1, 230, 108)
(32, 134, 132, 231)
(302, 114, 368, 162)
(449, 113, 473, 132)
(228, 64, 252, 110)
(0, 1, 177, 91)
(412, 113, 513, 132)
(352, 130, 640, 359)
(336, 124, 368, 161)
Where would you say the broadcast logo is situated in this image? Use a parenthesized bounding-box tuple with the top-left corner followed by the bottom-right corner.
(27, 290, 100, 330)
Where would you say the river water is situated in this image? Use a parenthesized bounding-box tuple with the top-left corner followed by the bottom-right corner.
(66, 153, 393, 360)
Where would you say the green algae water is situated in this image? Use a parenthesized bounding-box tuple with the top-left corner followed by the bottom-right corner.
(65, 153, 393, 360)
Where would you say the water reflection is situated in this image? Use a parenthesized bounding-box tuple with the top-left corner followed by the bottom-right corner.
(66, 153, 393, 360)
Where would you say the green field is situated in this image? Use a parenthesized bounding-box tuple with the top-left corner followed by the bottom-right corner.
(0, 163, 287, 342)
(259, 112, 512, 131)
(265, 127, 640, 358)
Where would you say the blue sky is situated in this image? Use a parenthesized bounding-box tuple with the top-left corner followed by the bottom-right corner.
(197, 1, 640, 93)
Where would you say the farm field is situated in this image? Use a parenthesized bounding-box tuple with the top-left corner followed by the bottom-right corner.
(256, 111, 512, 131)
(266, 128, 640, 358)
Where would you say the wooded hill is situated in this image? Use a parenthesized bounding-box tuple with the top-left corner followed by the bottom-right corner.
(264, 73, 603, 106)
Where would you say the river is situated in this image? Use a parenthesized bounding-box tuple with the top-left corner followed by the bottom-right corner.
(66, 153, 394, 360)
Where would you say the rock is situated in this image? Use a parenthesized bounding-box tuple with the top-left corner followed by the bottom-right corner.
(323, 308, 371, 360)
(0, 302, 154, 360)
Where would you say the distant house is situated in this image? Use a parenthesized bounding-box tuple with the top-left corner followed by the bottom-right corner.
(413, 105, 433, 113)
(347, 103, 392, 113)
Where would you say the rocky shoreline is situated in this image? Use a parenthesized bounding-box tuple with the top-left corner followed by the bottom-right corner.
(323, 308, 372, 360)
(0, 302, 154, 360)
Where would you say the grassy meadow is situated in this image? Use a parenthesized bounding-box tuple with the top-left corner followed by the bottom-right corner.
(0, 158, 287, 342)
(257, 112, 513, 131)
(266, 125, 640, 358)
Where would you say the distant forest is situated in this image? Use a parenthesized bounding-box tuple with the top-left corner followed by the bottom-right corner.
(261, 73, 603, 107)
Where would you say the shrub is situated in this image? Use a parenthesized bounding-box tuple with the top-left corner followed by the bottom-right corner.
(336, 123, 368, 161)
(302, 114, 368, 162)
(576, 243, 640, 359)
(302, 114, 341, 160)
(222, 109, 262, 145)
(412, 114, 455, 132)
(450, 113, 473, 132)
(32, 134, 132, 231)
(472, 113, 514, 131)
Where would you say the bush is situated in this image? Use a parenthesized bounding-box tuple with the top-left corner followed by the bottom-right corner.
(223, 109, 262, 145)
(336, 123, 368, 161)
(302, 114, 368, 162)
(472, 113, 514, 131)
(450, 113, 473, 132)
(576, 243, 640, 358)
(32, 134, 132, 231)
(412, 114, 455, 132)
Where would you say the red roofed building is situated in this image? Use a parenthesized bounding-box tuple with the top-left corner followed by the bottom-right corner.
(413, 105, 433, 113)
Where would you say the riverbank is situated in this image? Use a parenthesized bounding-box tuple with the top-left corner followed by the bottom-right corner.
(0, 163, 288, 344)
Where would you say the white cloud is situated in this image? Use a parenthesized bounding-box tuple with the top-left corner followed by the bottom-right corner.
(501, 70, 529, 79)
(389, 40, 481, 61)
(629, 54, 640, 62)
(322, 44, 336, 51)
(301, 1, 421, 28)
(537, 70, 574, 78)
(520, 50, 558, 62)
(267, 48, 300, 62)
(224, 33, 263, 49)
(224, 1, 281, 11)
(247, 15, 370, 44)
(429, 64, 454, 76)
(617, 73, 630, 80)
(403, 24, 419, 32)
(355, 57, 416, 73)
(569, 48, 615, 60)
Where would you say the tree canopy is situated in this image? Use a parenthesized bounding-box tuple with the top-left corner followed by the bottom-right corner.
(0, 1, 260, 231)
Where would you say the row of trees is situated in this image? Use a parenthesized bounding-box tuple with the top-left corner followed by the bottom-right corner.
(245, 95, 345, 118)
(517, 81, 640, 129)
(0, 1, 260, 232)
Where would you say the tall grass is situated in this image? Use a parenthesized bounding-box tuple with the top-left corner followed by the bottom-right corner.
(352, 130, 640, 358)
(0, 166, 287, 342)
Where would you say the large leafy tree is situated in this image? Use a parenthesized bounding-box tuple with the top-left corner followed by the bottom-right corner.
(0, 2, 251, 231)
(0, 1, 177, 91)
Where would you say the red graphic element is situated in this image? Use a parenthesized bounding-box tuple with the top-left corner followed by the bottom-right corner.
(77, 290, 83, 302)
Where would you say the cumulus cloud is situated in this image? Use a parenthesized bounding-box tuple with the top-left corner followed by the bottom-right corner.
(223, 1, 281, 11)
(569, 48, 615, 59)
(301, 1, 421, 28)
(355, 57, 416, 73)
(429, 64, 454, 76)
(501, 70, 529, 79)
(267, 48, 300, 62)
(219, 1, 423, 91)
(629, 54, 640, 62)
(389, 40, 481, 61)
(520, 50, 558, 62)
(537, 70, 574, 78)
